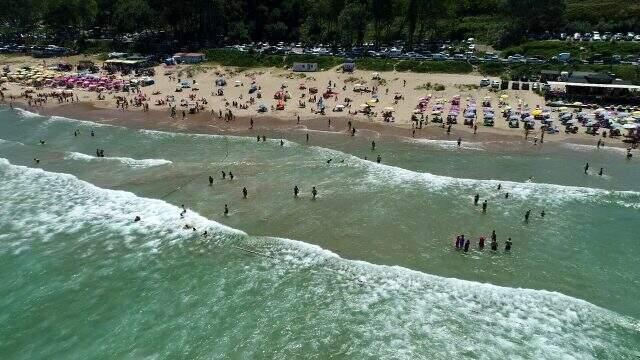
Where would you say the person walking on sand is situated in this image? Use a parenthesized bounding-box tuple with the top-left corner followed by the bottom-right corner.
(294, 185, 299, 198)
(250, 117, 254, 129)
(482, 200, 487, 213)
(584, 162, 589, 174)
(242, 187, 248, 199)
(297, 115, 300, 124)
(312, 186, 318, 200)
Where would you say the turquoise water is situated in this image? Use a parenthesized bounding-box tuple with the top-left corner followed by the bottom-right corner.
(1, 107, 639, 358)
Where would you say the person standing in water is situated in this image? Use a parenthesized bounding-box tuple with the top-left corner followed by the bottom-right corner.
(91, 130, 95, 137)
(457, 137, 462, 147)
(497, 183, 502, 191)
(221, 171, 226, 180)
(208, 176, 213, 186)
(306, 133, 309, 143)
(491, 237, 498, 251)
(541, 210, 546, 218)
(371, 140, 376, 151)
(376, 154, 381, 163)
(464, 238, 470, 252)
(280, 140, 284, 147)
(505, 192, 509, 199)
(478, 236, 485, 250)
(229, 172, 234, 180)
(224, 204, 229, 216)
(474, 194, 480, 206)
(294, 185, 299, 198)
(262, 135, 266, 142)
(312, 186, 318, 200)
(351, 128, 356, 136)
(505, 238, 512, 251)
(482, 200, 487, 213)
(525, 209, 531, 223)
(598, 167, 603, 176)
(584, 162, 589, 174)
(242, 187, 248, 199)
(257, 135, 261, 142)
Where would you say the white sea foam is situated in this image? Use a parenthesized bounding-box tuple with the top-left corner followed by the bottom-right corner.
(405, 137, 485, 150)
(64, 151, 172, 168)
(309, 145, 640, 208)
(47, 115, 114, 128)
(562, 142, 630, 154)
(14, 108, 44, 119)
(0, 158, 638, 358)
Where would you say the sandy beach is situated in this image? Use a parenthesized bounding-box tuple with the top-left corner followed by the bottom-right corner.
(0, 54, 633, 150)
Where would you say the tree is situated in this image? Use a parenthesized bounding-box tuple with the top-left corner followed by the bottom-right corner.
(113, 0, 155, 33)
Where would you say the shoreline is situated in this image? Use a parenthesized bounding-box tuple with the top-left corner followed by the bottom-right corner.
(5, 100, 628, 153)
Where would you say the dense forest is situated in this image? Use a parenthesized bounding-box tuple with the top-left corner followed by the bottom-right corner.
(1, 0, 639, 48)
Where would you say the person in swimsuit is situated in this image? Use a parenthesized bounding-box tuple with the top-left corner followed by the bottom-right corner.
(208, 176, 213, 186)
(224, 204, 229, 216)
(242, 187, 248, 199)
(505, 238, 512, 251)
(482, 200, 487, 213)
(478, 236, 485, 250)
(294, 185, 299, 198)
(312, 186, 318, 200)
(474, 194, 479, 206)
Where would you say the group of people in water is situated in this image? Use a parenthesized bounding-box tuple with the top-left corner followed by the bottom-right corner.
(455, 231, 512, 253)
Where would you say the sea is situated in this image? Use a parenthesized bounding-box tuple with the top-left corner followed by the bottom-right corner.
(1, 107, 639, 359)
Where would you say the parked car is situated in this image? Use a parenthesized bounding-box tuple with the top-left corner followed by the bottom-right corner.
(592, 32, 601, 41)
(480, 78, 490, 87)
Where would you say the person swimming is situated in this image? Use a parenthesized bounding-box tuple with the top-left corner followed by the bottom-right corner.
(91, 130, 95, 137)
(474, 194, 479, 206)
(541, 210, 546, 218)
(505, 238, 512, 251)
(312, 186, 318, 200)
(134, 216, 141, 222)
(39, 139, 46, 145)
(209, 176, 213, 186)
(242, 187, 248, 199)
(294, 185, 299, 198)
(33, 158, 40, 164)
(327, 159, 332, 164)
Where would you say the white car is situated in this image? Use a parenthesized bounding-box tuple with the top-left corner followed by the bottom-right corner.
(573, 33, 582, 41)
(491, 80, 500, 89)
(480, 78, 490, 87)
(592, 32, 601, 41)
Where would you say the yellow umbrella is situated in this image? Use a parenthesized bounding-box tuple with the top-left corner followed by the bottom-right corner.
(532, 109, 543, 116)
